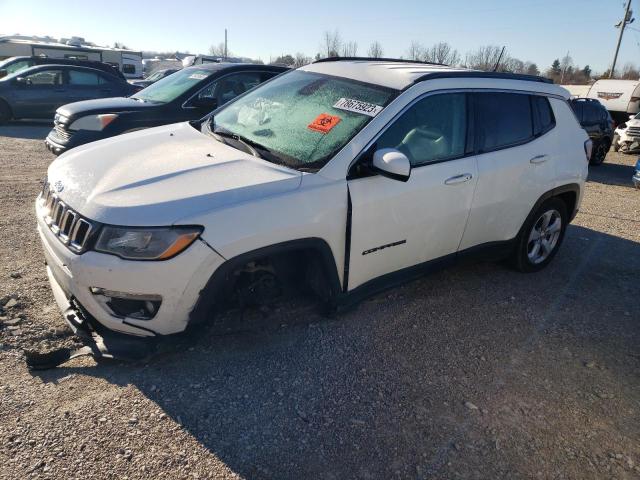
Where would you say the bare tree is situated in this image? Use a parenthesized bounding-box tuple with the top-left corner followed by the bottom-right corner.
(503, 57, 525, 74)
(407, 41, 425, 61)
(113, 41, 128, 49)
(622, 62, 640, 79)
(559, 53, 573, 83)
(321, 30, 342, 58)
(341, 41, 358, 57)
(464, 45, 505, 71)
(368, 41, 384, 58)
(209, 42, 229, 57)
(423, 42, 460, 65)
(293, 52, 312, 68)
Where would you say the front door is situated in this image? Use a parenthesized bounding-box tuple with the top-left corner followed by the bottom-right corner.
(347, 92, 478, 290)
(11, 68, 65, 118)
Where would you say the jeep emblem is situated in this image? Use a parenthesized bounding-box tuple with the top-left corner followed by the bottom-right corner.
(54, 180, 64, 193)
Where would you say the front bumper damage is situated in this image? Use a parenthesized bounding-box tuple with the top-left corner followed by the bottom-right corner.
(25, 267, 157, 370)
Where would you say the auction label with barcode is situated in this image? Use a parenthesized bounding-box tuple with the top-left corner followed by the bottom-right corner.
(333, 98, 383, 117)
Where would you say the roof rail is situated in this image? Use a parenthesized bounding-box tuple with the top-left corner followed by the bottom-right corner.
(312, 56, 448, 67)
(411, 70, 553, 86)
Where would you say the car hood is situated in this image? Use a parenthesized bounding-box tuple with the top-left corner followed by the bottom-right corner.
(56, 97, 156, 119)
(47, 122, 303, 226)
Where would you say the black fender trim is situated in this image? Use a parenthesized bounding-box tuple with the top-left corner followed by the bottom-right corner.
(535, 183, 581, 221)
(188, 238, 343, 327)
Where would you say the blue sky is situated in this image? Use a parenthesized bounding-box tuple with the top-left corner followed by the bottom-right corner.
(1, 0, 638, 73)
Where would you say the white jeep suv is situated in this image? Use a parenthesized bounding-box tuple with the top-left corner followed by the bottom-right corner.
(36, 59, 590, 342)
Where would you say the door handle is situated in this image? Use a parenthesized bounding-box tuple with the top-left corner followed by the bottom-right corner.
(54, 89, 66, 93)
(530, 154, 548, 164)
(444, 173, 473, 185)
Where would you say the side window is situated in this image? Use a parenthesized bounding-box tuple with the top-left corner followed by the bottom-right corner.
(476, 92, 532, 152)
(6, 60, 32, 74)
(571, 101, 585, 124)
(68, 69, 102, 85)
(23, 69, 63, 86)
(199, 72, 263, 105)
(583, 104, 599, 124)
(532, 95, 555, 136)
(122, 64, 135, 75)
(375, 93, 467, 166)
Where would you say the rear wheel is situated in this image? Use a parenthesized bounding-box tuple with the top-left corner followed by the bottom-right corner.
(510, 198, 568, 273)
(590, 139, 609, 165)
(0, 100, 11, 125)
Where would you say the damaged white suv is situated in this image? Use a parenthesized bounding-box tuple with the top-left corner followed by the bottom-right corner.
(36, 59, 590, 348)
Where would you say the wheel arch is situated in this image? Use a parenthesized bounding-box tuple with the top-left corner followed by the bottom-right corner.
(0, 97, 13, 121)
(187, 237, 342, 327)
(515, 183, 580, 242)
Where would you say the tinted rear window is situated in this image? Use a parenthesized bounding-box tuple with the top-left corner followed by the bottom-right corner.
(476, 92, 533, 152)
(532, 95, 555, 135)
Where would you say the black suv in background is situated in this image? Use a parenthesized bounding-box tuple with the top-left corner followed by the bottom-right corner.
(0, 56, 126, 80)
(570, 98, 614, 165)
(45, 63, 287, 154)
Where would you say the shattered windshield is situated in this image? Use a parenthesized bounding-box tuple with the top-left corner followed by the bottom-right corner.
(208, 70, 397, 171)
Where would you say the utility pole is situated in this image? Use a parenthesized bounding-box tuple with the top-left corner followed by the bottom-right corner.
(610, 0, 633, 78)
(224, 29, 228, 60)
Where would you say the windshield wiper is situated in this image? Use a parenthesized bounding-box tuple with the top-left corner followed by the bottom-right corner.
(212, 129, 263, 159)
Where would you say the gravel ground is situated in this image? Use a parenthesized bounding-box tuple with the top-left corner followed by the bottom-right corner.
(0, 123, 639, 479)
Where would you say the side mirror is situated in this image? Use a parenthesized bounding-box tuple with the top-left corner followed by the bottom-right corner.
(371, 148, 411, 182)
(14, 76, 28, 86)
(190, 96, 218, 111)
(0, 69, 7, 79)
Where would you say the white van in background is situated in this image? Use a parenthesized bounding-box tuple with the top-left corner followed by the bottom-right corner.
(564, 79, 640, 125)
(0, 35, 143, 79)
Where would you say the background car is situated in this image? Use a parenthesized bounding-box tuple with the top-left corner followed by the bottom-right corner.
(45, 63, 287, 154)
(633, 158, 640, 188)
(0, 64, 138, 124)
(129, 68, 180, 88)
(570, 97, 614, 165)
(0, 55, 126, 80)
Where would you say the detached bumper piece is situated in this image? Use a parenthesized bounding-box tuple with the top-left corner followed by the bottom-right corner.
(25, 298, 157, 370)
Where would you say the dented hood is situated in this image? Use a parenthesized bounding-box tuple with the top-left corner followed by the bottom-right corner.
(47, 122, 302, 226)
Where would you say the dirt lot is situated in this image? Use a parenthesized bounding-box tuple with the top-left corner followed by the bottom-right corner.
(0, 122, 639, 480)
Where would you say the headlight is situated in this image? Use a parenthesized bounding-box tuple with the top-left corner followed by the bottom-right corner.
(95, 226, 203, 260)
(69, 113, 119, 131)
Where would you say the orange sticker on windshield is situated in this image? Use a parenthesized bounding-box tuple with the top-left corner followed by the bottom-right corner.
(308, 113, 341, 134)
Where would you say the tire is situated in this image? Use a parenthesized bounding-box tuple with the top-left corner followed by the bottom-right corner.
(613, 133, 620, 152)
(510, 197, 568, 273)
(590, 139, 609, 166)
(0, 100, 11, 125)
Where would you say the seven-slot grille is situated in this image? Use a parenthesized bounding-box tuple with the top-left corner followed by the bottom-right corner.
(627, 126, 640, 138)
(39, 181, 94, 253)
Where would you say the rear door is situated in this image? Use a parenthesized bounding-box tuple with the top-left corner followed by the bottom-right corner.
(66, 68, 112, 102)
(459, 92, 557, 250)
(11, 68, 65, 118)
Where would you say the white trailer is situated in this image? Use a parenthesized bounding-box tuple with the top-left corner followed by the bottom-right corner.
(564, 79, 640, 124)
(0, 35, 143, 78)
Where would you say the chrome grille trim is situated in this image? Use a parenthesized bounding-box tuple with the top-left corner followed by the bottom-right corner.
(38, 181, 95, 254)
(53, 115, 73, 140)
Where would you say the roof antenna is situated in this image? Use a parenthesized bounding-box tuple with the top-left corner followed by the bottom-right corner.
(493, 46, 506, 72)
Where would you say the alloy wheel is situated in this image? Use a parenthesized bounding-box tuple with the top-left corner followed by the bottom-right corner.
(527, 209, 562, 264)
